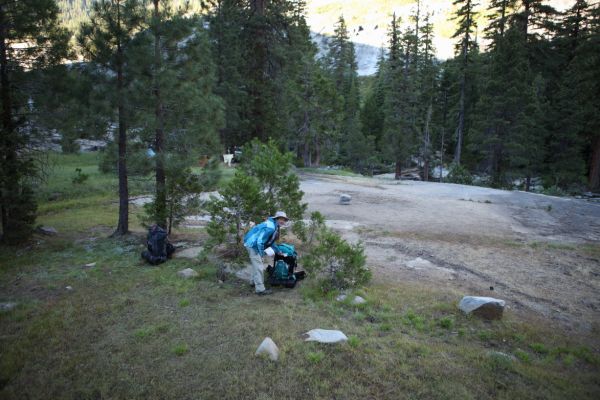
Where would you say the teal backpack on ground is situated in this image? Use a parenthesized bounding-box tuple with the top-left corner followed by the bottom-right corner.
(266, 242, 304, 288)
(277, 243, 296, 258)
(274, 259, 295, 281)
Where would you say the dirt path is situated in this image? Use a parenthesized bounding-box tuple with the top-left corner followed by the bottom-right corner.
(300, 173, 600, 334)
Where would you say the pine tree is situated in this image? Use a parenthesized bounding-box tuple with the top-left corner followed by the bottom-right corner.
(451, 0, 479, 165)
(472, 21, 544, 188)
(484, 0, 517, 47)
(78, 0, 146, 236)
(29, 63, 113, 153)
(128, 9, 224, 232)
(360, 50, 386, 154)
(579, 3, 600, 190)
(325, 16, 369, 170)
(207, 0, 248, 148)
(547, 0, 598, 189)
(416, 11, 439, 181)
(0, 0, 70, 243)
(381, 13, 413, 179)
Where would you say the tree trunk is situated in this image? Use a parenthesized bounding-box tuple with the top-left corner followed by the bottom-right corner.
(0, 8, 13, 238)
(423, 103, 432, 182)
(589, 136, 600, 190)
(314, 136, 321, 167)
(113, 22, 129, 236)
(454, 6, 471, 165)
(302, 142, 310, 167)
(153, 0, 167, 229)
(454, 67, 466, 165)
(301, 110, 310, 166)
(440, 89, 448, 183)
(525, 175, 531, 192)
(395, 160, 402, 180)
(251, 0, 267, 141)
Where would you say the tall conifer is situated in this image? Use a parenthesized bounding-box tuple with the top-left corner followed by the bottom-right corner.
(78, 0, 146, 236)
(0, 0, 70, 243)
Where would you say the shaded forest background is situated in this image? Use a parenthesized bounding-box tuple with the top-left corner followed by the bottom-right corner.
(1, 0, 599, 243)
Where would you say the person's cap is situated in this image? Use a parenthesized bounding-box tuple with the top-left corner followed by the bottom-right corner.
(273, 211, 289, 221)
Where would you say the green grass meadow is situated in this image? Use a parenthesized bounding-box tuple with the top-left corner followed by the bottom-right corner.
(0, 153, 599, 399)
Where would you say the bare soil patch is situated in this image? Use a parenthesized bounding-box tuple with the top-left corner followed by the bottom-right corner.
(300, 173, 600, 335)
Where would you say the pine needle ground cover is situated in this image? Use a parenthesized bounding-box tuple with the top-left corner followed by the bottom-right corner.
(0, 154, 599, 399)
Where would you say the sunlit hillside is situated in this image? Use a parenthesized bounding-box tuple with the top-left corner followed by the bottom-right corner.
(306, 0, 575, 59)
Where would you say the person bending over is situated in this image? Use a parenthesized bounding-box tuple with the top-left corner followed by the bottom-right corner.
(243, 211, 289, 295)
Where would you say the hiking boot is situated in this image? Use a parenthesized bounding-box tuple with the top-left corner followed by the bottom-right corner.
(256, 289, 273, 296)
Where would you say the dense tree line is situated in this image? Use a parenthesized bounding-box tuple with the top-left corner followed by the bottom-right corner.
(1, 0, 599, 244)
(362, 0, 599, 192)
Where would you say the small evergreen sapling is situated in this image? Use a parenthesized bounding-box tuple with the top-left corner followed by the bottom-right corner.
(204, 139, 307, 256)
(302, 227, 371, 292)
(205, 171, 264, 253)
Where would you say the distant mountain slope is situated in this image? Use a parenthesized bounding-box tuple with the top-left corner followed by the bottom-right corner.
(311, 32, 382, 76)
(306, 0, 575, 60)
(58, 0, 575, 75)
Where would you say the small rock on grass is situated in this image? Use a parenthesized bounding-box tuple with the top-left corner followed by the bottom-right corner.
(177, 268, 199, 279)
(488, 351, 516, 362)
(303, 329, 348, 344)
(0, 302, 17, 312)
(459, 296, 505, 320)
(174, 246, 203, 259)
(83, 262, 96, 268)
(36, 226, 58, 236)
(255, 337, 279, 361)
(65, 286, 73, 291)
(336, 294, 366, 305)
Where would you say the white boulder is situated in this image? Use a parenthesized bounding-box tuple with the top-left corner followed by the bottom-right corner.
(303, 329, 348, 344)
(255, 337, 279, 361)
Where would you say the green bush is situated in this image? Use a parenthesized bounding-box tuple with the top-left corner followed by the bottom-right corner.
(438, 316, 454, 330)
(306, 351, 325, 363)
(302, 227, 371, 292)
(1, 185, 38, 244)
(205, 139, 307, 253)
(447, 163, 473, 185)
(293, 210, 325, 245)
(205, 171, 264, 250)
(142, 158, 220, 234)
(71, 168, 89, 184)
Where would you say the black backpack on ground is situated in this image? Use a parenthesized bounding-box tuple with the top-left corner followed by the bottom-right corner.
(141, 225, 175, 265)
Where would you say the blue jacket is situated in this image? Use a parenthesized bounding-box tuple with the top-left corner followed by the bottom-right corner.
(244, 217, 281, 256)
